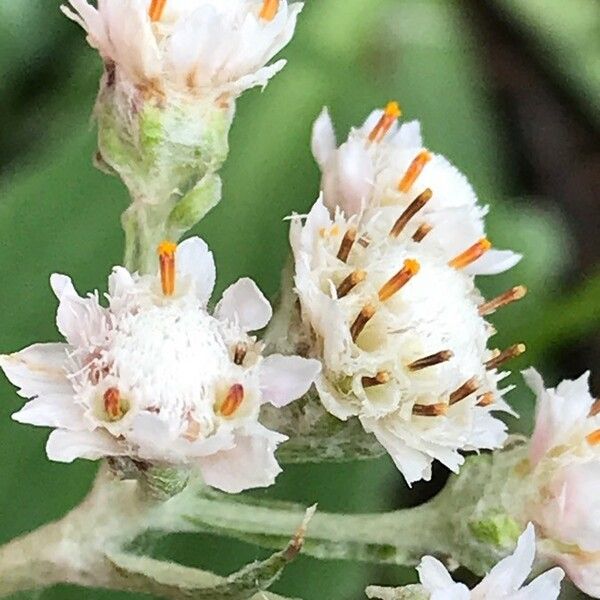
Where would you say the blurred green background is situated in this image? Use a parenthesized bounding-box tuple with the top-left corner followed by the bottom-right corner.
(0, 1, 598, 598)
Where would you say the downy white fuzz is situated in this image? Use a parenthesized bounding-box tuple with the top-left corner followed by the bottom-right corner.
(0, 237, 320, 493)
(311, 103, 521, 274)
(290, 197, 523, 484)
(371, 524, 563, 599)
(61, 0, 303, 98)
(514, 368, 600, 597)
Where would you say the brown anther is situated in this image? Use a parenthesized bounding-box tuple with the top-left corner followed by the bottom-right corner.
(408, 350, 454, 371)
(149, 0, 168, 21)
(104, 387, 123, 421)
(587, 429, 600, 446)
(158, 240, 177, 296)
(336, 270, 366, 299)
(449, 377, 479, 405)
(362, 371, 390, 388)
(378, 259, 420, 302)
(220, 384, 245, 417)
(233, 343, 247, 366)
(259, 0, 280, 20)
(337, 227, 357, 262)
(390, 189, 433, 238)
(368, 101, 402, 143)
(478, 286, 528, 316)
(476, 392, 495, 407)
(184, 415, 201, 441)
(412, 403, 448, 417)
(398, 150, 433, 193)
(589, 399, 600, 418)
(350, 304, 376, 342)
(449, 238, 492, 269)
(358, 235, 371, 248)
(412, 223, 432, 243)
(485, 344, 526, 371)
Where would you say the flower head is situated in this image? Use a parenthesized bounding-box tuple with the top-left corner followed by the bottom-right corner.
(517, 368, 600, 596)
(62, 0, 303, 98)
(0, 237, 319, 493)
(290, 197, 522, 484)
(414, 524, 563, 599)
(312, 104, 521, 274)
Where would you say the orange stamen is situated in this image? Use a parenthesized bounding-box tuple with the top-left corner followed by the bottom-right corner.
(589, 399, 600, 418)
(449, 238, 492, 269)
(362, 371, 390, 388)
(478, 285, 528, 316)
(104, 387, 123, 421)
(260, 0, 279, 21)
(398, 150, 432, 193)
(413, 403, 448, 417)
(220, 384, 245, 417)
(378, 259, 420, 302)
(368, 101, 402, 143)
(158, 240, 177, 296)
(587, 429, 600, 446)
(485, 344, 526, 370)
(149, 0, 168, 22)
(390, 188, 432, 237)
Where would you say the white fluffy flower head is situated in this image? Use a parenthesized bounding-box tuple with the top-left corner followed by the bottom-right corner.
(61, 0, 303, 98)
(517, 368, 600, 596)
(416, 524, 563, 599)
(0, 237, 320, 493)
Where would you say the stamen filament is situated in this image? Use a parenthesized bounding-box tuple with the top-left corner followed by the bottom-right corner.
(408, 350, 454, 371)
(398, 150, 432, 193)
(149, 0, 168, 22)
(336, 270, 366, 299)
(449, 377, 479, 405)
(220, 384, 245, 417)
(485, 343, 526, 370)
(362, 371, 390, 388)
(378, 259, 420, 302)
(337, 227, 357, 262)
(412, 223, 432, 243)
(413, 403, 448, 417)
(259, 0, 280, 20)
(350, 304, 376, 342)
(449, 238, 491, 269)
(478, 286, 528, 316)
(390, 189, 433, 237)
(158, 240, 177, 296)
(368, 101, 402, 143)
(589, 399, 600, 418)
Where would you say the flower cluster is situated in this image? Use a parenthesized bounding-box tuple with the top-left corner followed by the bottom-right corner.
(367, 524, 564, 600)
(0, 237, 319, 493)
(290, 103, 526, 484)
(62, 0, 302, 99)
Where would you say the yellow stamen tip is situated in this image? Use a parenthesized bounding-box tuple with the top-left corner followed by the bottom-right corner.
(404, 258, 420, 275)
(158, 240, 177, 257)
(385, 101, 402, 119)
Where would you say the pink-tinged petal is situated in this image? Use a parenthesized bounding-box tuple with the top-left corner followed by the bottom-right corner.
(464, 249, 522, 276)
(473, 523, 535, 595)
(523, 367, 556, 464)
(198, 425, 286, 493)
(311, 107, 337, 168)
(13, 394, 86, 430)
(176, 237, 216, 306)
(46, 429, 124, 463)
(259, 354, 321, 407)
(552, 552, 600, 598)
(108, 266, 135, 298)
(215, 278, 272, 332)
(61, 0, 108, 52)
(0, 343, 71, 398)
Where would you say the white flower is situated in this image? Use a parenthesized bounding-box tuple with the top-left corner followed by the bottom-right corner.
(61, 0, 302, 97)
(0, 237, 320, 494)
(289, 197, 522, 484)
(516, 368, 600, 597)
(311, 104, 521, 275)
(416, 524, 564, 599)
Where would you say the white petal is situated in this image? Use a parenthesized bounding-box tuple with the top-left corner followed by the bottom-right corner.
(215, 278, 272, 332)
(311, 107, 337, 168)
(0, 343, 71, 398)
(108, 266, 135, 297)
(512, 567, 564, 600)
(46, 429, 124, 463)
(259, 354, 321, 407)
(430, 586, 470, 600)
(418, 556, 456, 590)
(465, 249, 522, 276)
(473, 523, 535, 595)
(198, 425, 286, 493)
(176, 237, 216, 306)
(13, 395, 86, 430)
